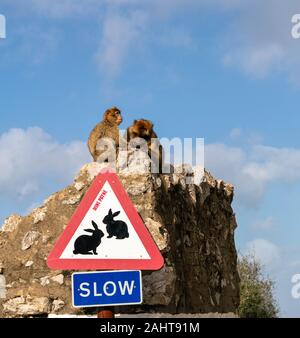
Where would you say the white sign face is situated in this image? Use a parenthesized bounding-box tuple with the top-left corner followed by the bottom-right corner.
(60, 181, 150, 260)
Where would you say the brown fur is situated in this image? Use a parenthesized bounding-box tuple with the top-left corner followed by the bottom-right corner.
(88, 107, 122, 162)
(126, 119, 163, 172)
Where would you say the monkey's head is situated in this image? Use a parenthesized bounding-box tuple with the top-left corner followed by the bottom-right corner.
(131, 119, 154, 140)
(103, 106, 123, 125)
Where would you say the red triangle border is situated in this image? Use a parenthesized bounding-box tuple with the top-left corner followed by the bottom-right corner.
(47, 171, 164, 271)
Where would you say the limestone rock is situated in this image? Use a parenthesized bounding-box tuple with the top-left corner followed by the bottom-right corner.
(32, 207, 47, 224)
(0, 161, 240, 317)
(3, 296, 50, 316)
(40, 274, 64, 286)
(61, 194, 82, 205)
(40, 276, 50, 287)
(0, 275, 6, 299)
(51, 299, 65, 312)
(51, 274, 64, 285)
(1, 214, 22, 233)
(145, 218, 169, 252)
(24, 261, 34, 267)
(143, 266, 176, 305)
(74, 181, 85, 191)
(21, 231, 40, 251)
(119, 149, 152, 175)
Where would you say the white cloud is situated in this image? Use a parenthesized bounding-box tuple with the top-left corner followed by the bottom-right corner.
(6, 0, 218, 78)
(205, 143, 264, 206)
(158, 28, 196, 49)
(0, 127, 90, 199)
(224, 44, 285, 79)
(4, 0, 300, 82)
(94, 3, 200, 79)
(205, 142, 300, 207)
(252, 217, 275, 230)
(7, 126, 300, 211)
(230, 128, 242, 140)
(16, 26, 60, 65)
(222, 0, 300, 83)
(0, 127, 293, 210)
(245, 238, 281, 266)
(95, 10, 148, 78)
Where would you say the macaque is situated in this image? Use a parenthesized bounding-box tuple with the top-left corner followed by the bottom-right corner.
(126, 119, 163, 173)
(88, 107, 122, 162)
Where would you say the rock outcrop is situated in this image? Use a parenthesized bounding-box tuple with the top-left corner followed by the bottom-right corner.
(0, 162, 240, 317)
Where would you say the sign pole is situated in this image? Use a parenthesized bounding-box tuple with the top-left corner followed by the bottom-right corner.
(97, 307, 115, 318)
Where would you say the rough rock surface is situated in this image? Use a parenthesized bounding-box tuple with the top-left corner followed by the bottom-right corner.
(0, 162, 240, 317)
(2, 296, 50, 316)
(2, 215, 22, 233)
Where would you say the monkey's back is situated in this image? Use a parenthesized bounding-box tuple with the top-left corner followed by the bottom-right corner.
(88, 121, 120, 161)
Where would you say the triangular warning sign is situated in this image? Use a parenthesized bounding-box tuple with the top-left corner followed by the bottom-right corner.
(47, 170, 164, 271)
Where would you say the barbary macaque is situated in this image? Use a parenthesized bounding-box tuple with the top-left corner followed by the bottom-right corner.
(88, 107, 122, 162)
(126, 119, 163, 173)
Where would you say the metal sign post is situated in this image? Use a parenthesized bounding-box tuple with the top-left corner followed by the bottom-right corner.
(97, 308, 115, 318)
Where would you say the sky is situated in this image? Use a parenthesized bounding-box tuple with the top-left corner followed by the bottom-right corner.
(1, 0, 300, 317)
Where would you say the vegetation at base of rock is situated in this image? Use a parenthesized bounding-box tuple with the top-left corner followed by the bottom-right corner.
(238, 254, 279, 318)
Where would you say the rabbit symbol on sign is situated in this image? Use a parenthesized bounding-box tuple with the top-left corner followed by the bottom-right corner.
(102, 209, 129, 239)
(73, 220, 104, 255)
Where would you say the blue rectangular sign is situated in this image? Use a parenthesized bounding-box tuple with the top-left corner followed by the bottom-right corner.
(72, 270, 142, 307)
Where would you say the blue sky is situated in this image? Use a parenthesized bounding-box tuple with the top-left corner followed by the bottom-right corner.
(1, 0, 300, 317)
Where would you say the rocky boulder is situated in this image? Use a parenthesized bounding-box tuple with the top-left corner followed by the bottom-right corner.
(0, 162, 240, 317)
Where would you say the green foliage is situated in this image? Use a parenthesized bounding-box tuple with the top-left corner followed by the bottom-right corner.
(238, 254, 279, 318)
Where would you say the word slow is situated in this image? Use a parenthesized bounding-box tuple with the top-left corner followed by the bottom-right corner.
(79, 280, 136, 298)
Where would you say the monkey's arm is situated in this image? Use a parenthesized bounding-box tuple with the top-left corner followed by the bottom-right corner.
(88, 123, 107, 158)
(151, 130, 158, 139)
(126, 127, 132, 142)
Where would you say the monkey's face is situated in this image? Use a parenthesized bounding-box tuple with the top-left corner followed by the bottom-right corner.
(133, 120, 154, 139)
(114, 109, 123, 125)
(104, 107, 123, 125)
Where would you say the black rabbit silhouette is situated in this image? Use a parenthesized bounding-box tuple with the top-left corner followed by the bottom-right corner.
(73, 221, 104, 255)
(103, 209, 129, 239)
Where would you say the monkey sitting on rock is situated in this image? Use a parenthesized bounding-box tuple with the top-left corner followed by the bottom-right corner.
(88, 106, 123, 162)
(126, 119, 163, 173)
